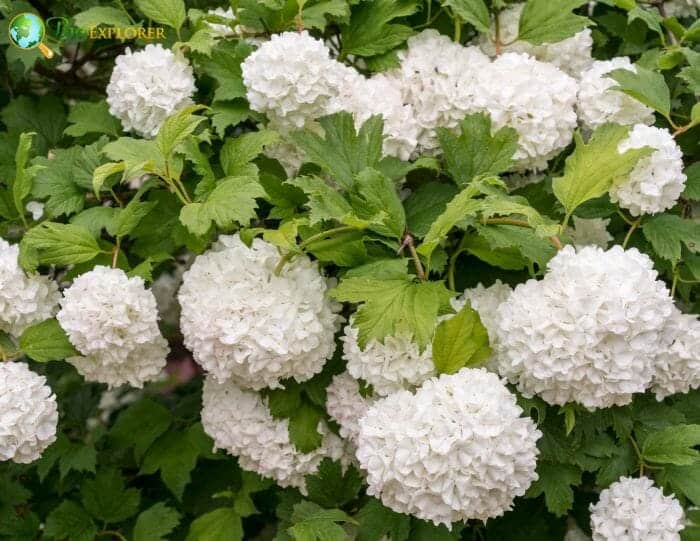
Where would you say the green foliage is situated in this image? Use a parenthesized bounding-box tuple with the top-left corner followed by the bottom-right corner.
(432, 303, 491, 374)
(608, 65, 672, 119)
(19, 319, 78, 362)
(518, 0, 591, 45)
(643, 214, 700, 265)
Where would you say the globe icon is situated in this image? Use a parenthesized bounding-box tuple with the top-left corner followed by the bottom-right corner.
(9, 12, 45, 50)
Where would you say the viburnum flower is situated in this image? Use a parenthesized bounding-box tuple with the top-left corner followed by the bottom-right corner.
(0, 362, 58, 464)
(57, 266, 168, 388)
(478, 3, 593, 77)
(476, 52, 578, 170)
(567, 217, 613, 248)
(665, 0, 700, 18)
(201, 375, 345, 493)
(590, 476, 685, 541)
(357, 368, 541, 526)
(347, 73, 420, 161)
(389, 29, 491, 155)
(451, 281, 512, 371)
(0, 239, 60, 337)
(325, 371, 376, 446)
(610, 124, 686, 216)
(241, 31, 361, 131)
(178, 234, 340, 390)
(106, 44, 196, 138)
(341, 317, 436, 396)
(577, 58, 655, 130)
(651, 308, 700, 399)
(495, 245, 675, 409)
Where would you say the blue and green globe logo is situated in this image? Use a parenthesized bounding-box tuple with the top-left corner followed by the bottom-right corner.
(8, 12, 54, 58)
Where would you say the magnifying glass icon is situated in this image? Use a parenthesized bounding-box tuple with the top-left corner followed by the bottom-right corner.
(8, 12, 55, 59)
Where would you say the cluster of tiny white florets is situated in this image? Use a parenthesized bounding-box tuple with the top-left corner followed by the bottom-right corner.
(242, 31, 361, 131)
(451, 281, 512, 371)
(611, 124, 687, 216)
(0, 239, 60, 337)
(201, 375, 345, 493)
(179, 234, 340, 390)
(389, 30, 490, 155)
(496, 246, 675, 409)
(0, 362, 58, 464)
(652, 308, 700, 400)
(325, 371, 376, 446)
(665, 0, 700, 18)
(341, 317, 436, 396)
(357, 368, 541, 526)
(577, 58, 656, 131)
(478, 3, 593, 77)
(590, 476, 685, 541)
(151, 254, 193, 328)
(567, 217, 613, 248)
(57, 266, 168, 388)
(106, 44, 196, 138)
(476, 52, 578, 170)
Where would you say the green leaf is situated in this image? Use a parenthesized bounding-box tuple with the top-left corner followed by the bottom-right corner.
(186, 508, 243, 541)
(643, 214, 700, 265)
(643, 424, 700, 465)
(441, 0, 490, 31)
(155, 105, 208, 159)
(198, 41, 253, 102)
(141, 424, 212, 499)
(660, 464, 700, 505)
(110, 399, 173, 460)
(19, 319, 78, 362)
(1, 96, 67, 155)
(432, 303, 491, 374)
(133, 503, 181, 541)
(518, 0, 590, 45)
(11, 132, 42, 219)
(289, 113, 384, 190)
(288, 176, 358, 226)
(355, 498, 411, 541)
(288, 402, 324, 453)
(340, 0, 417, 57)
(607, 66, 671, 118)
(477, 224, 556, 268)
(301, 0, 350, 29)
(73, 6, 133, 28)
(135, 0, 186, 30)
(628, 6, 664, 37)
(287, 501, 354, 541)
(232, 471, 273, 518)
(329, 276, 453, 351)
(404, 182, 459, 238)
(348, 168, 406, 239)
(21, 222, 101, 269)
(210, 101, 252, 136)
(552, 125, 653, 216)
(112, 199, 158, 238)
(220, 130, 279, 175)
(526, 462, 582, 516)
(679, 51, 700, 94)
(44, 501, 97, 541)
(58, 443, 97, 480)
(461, 233, 529, 270)
(437, 113, 519, 188)
(175, 28, 217, 56)
(65, 101, 121, 138)
(179, 176, 265, 236)
(81, 469, 141, 524)
(70, 207, 119, 237)
(102, 137, 166, 180)
(305, 459, 363, 508)
(682, 163, 700, 201)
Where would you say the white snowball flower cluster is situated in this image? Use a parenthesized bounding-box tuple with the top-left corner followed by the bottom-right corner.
(611, 124, 686, 216)
(652, 308, 700, 400)
(242, 31, 361, 131)
(389, 30, 490, 155)
(57, 266, 168, 388)
(478, 3, 593, 77)
(452, 280, 512, 371)
(341, 317, 435, 396)
(567, 217, 613, 248)
(577, 58, 655, 130)
(0, 239, 60, 337)
(357, 368, 541, 526)
(201, 375, 345, 492)
(496, 245, 675, 409)
(179, 234, 339, 390)
(665, 0, 700, 18)
(0, 362, 58, 464)
(476, 52, 578, 170)
(325, 372, 376, 445)
(590, 476, 685, 541)
(106, 44, 196, 138)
